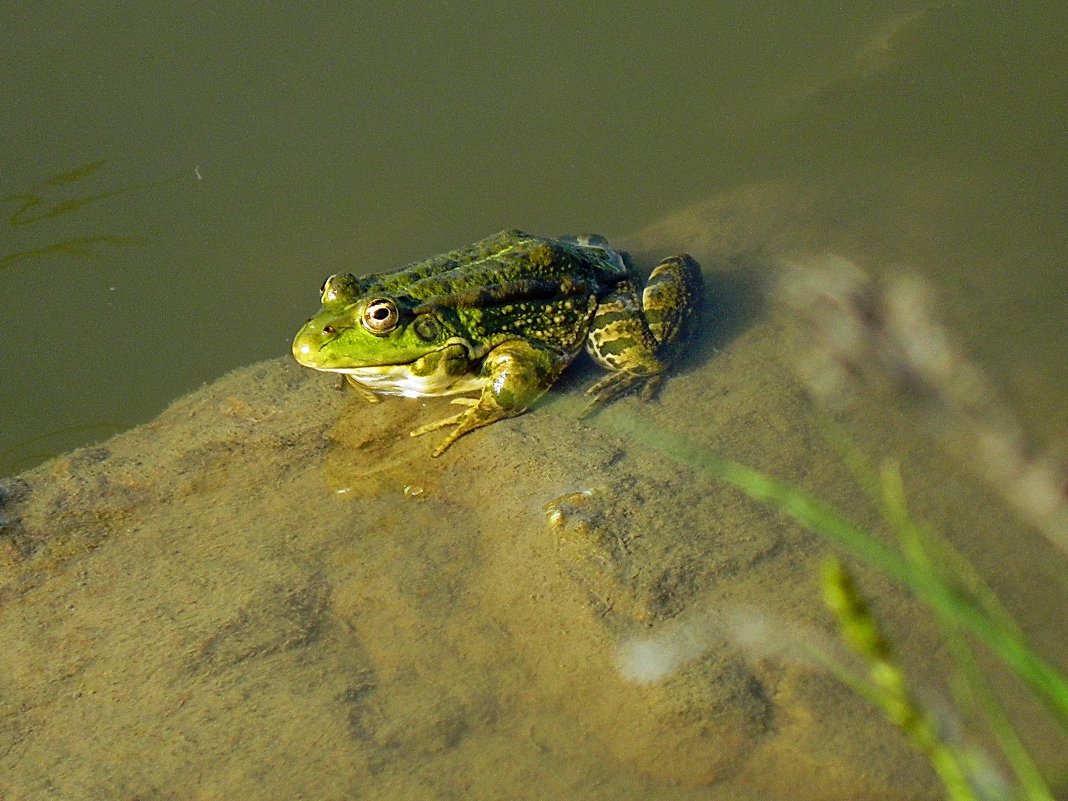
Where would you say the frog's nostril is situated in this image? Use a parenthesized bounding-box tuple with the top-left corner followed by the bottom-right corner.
(323, 325, 336, 335)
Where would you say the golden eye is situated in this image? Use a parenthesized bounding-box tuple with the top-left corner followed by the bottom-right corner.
(362, 298, 399, 334)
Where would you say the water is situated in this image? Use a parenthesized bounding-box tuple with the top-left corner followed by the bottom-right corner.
(2, 4, 1066, 797)
(4, 2, 1063, 470)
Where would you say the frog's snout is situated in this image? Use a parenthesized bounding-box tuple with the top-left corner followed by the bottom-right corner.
(292, 326, 319, 365)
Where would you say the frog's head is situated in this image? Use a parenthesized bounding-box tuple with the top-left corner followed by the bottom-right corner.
(292, 273, 451, 370)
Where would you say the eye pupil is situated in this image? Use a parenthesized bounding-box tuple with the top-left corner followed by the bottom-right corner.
(362, 298, 399, 334)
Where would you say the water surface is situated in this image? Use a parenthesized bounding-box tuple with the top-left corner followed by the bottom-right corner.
(1, 4, 1066, 798)
(3, 2, 1064, 467)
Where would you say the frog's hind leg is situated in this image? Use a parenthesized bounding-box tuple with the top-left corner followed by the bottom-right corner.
(582, 254, 702, 416)
(640, 254, 702, 358)
(582, 277, 665, 415)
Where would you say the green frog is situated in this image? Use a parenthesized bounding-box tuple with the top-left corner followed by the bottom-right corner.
(292, 229, 701, 456)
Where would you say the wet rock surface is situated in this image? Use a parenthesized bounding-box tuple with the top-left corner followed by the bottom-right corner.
(3, 184, 1065, 799)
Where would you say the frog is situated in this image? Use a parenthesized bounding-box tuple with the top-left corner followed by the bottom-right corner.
(292, 229, 702, 457)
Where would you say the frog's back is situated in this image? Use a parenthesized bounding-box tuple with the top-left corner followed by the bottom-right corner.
(368, 229, 626, 301)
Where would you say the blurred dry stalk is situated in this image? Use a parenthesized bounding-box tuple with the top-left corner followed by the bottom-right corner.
(779, 256, 1068, 554)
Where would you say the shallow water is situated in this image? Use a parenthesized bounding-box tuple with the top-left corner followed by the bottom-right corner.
(2, 3, 1064, 468)
(2, 3, 1066, 799)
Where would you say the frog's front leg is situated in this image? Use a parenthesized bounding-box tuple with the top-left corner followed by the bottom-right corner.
(583, 254, 702, 415)
(410, 339, 564, 457)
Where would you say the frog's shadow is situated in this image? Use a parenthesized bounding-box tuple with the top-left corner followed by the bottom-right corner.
(560, 251, 770, 390)
(671, 252, 769, 371)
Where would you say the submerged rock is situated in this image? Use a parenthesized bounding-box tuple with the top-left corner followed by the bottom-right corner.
(4, 186, 1064, 799)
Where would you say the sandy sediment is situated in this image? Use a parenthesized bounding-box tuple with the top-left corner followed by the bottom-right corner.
(2, 181, 1065, 800)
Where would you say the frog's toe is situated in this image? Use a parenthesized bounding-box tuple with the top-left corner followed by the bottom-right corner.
(410, 403, 503, 457)
(637, 374, 664, 402)
(580, 371, 652, 417)
(410, 411, 464, 438)
(429, 428, 469, 457)
(427, 414, 492, 457)
(409, 411, 467, 458)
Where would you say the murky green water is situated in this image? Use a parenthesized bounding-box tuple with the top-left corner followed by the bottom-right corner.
(2, 2, 1064, 470)
(2, 5, 1067, 799)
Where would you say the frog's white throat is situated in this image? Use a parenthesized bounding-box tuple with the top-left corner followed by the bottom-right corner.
(327, 364, 484, 399)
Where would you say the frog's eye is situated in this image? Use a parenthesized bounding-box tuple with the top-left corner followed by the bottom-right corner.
(362, 298, 400, 334)
(321, 273, 360, 304)
(320, 274, 343, 302)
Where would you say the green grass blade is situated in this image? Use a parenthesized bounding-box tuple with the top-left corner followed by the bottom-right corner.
(596, 411, 1068, 731)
